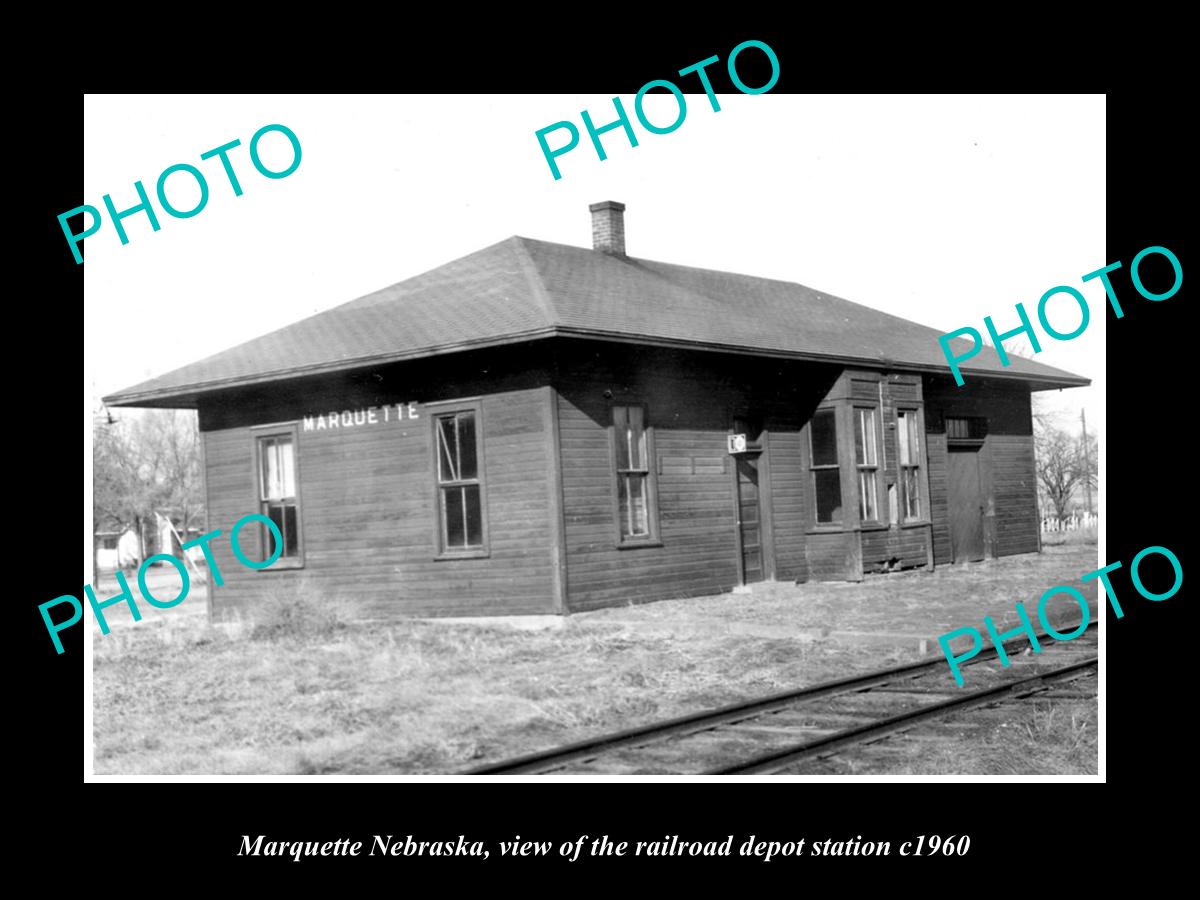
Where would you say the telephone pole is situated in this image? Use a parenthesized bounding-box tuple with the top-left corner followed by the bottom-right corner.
(1080, 409, 1093, 515)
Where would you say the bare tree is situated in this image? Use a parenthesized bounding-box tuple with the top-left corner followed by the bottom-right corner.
(1032, 395, 1099, 524)
(1078, 424, 1098, 513)
(93, 408, 204, 575)
(130, 409, 204, 537)
(1035, 424, 1085, 522)
(94, 414, 158, 537)
(93, 411, 148, 584)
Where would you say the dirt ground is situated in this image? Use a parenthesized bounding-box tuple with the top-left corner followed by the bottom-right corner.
(91, 542, 1100, 775)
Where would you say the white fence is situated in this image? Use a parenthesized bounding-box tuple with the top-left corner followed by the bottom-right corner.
(1041, 512, 1098, 533)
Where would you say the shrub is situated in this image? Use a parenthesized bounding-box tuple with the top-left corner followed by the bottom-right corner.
(248, 580, 352, 642)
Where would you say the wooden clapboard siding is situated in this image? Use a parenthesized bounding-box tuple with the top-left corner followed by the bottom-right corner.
(990, 434, 1039, 556)
(554, 342, 833, 611)
(923, 374, 1038, 563)
(198, 345, 560, 620)
(806, 532, 856, 580)
(767, 429, 808, 582)
(861, 526, 930, 572)
(797, 370, 933, 580)
(556, 384, 740, 611)
(850, 378, 877, 401)
(195, 335, 1048, 619)
(926, 431, 952, 565)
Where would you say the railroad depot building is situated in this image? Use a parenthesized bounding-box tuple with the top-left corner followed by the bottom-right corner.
(105, 202, 1088, 619)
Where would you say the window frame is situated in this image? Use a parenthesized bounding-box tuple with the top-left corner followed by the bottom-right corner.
(896, 407, 925, 524)
(252, 423, 305, 570)
(609, 402, 662, 548)
(809, 406, 843, 527)
(945, 415, 988, 448)
(854, 405, 881, 524)
(430, 401, 490, 560)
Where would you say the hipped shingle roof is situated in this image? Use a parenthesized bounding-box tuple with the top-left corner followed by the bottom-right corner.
(105, 236, 1088, 407)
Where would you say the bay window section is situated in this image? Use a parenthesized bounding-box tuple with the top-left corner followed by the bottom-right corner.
(810, 408, 842, 525)
(854, 407, 879, 522)
(897, 409, 922, 521)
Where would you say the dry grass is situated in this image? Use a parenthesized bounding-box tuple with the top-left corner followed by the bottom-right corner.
(810, 699, 1099, 776)
(92, 546, 1099, 775)
(1040, 524, 1098, 547)
(244, 581, 356, 642)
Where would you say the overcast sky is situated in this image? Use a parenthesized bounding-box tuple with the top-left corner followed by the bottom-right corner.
(83, 94, 1104, 436)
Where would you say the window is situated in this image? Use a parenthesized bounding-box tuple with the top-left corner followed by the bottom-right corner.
(946, 416, 987, 444)
(612, 405, 658, 543)
(435, 410, 486, 553)
(101, 536, 118, 550)
(257, 431, 302, 564)
(810, 408, 842, 525)
(854, 407, 879, 522)
(897, 410, 922, 521)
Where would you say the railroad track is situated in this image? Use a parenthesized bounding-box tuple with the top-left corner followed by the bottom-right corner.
(464, 621, 1097, 775)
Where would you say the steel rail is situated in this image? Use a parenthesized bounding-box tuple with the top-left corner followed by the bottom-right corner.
(463, 619, 1096, 775)
(707, 656, 1098, 775)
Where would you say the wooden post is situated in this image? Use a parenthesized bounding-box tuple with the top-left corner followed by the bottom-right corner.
(1080, 408, 1093, 516)
(837, 398, 864, 582)
(543, 385, 569, 614)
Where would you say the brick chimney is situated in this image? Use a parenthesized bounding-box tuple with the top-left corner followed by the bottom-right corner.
(589, 200, 626, 256)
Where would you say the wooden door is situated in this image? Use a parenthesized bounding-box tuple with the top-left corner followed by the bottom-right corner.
(736, 456, 764, 583)
(947, 447, 985, 562)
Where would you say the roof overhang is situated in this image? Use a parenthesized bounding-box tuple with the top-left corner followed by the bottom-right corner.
(103, 329, 1089, 409)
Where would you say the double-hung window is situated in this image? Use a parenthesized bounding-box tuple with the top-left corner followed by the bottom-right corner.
(612, 405, 658, 543)
(897, 409, 922, 521)
(435, 408, 487, 554)
(854, 407, 880, 522)
(810, 408, 842, 525)
(257, 429, 302, 565)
